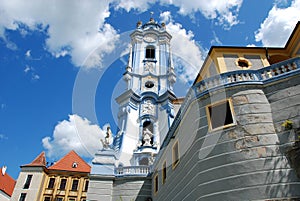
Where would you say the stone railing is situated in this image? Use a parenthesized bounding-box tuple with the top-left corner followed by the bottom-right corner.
(115, 166, 150, 176)
(195, 71, 260, 94)
(194, 57, 299, 94)
(259, 58, 298, 80)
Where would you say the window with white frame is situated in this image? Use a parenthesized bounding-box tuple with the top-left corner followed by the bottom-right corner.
(19, 193, 26, 201)
(23, 175, 32, 189)
(145, 46, 155, 59)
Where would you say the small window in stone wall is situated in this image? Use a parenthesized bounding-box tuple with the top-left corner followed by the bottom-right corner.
(172, 140, 180, 169)
(154, 173, 159, 194)
(162, 161, 167, 184)
(235, 57, 252, 69)
(206, 99, 235, 130)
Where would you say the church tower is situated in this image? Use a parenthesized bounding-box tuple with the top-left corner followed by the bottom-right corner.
(91, 17, 177, 179)
(114, 17, 177, 167)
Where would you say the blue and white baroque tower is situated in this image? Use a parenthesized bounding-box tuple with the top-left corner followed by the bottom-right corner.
(92, 17, 177, 175)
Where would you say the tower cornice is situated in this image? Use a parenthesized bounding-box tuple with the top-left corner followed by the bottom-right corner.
(115, 89, 141, 105)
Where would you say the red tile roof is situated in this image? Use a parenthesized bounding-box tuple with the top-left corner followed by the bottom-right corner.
(0, 167, 16, 197)
(48, 150, 91, 173)
(23, 152, 46, 167)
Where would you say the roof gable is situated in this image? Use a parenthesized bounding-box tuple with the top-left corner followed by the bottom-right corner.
(48, 150, 91, 173)
(23, 152, 46, 167)
(0, 167, 16, 196)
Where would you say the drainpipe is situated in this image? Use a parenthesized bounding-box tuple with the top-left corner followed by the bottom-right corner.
(265, 47, 270, 63)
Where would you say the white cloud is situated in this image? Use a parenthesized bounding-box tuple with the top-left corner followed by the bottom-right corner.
(210, 31, 222, 45)
(159, 0, 242, 28)
(255, 0, 300, 47)
(24, 65, 40, 80)
(0, 0, 118, 68)
(0, 27, 17, 50)
(275, 0, 290, 7)
(0, 0, 243, 69)
(32, 74, 40, 80)
(25, 49, 42, 61)
(114, 0, 242, 29)
(159, 12, 205, 84)
(0, 134, 8, 140)
(42, 114, 106, 159)
(159, 11, 170, 23)
(114, 0, 152, 12)
(24, 65, 31, 73)
(25, 50, 31, 58)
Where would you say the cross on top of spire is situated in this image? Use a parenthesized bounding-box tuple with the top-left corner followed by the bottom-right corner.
(149, 11, 154, 23)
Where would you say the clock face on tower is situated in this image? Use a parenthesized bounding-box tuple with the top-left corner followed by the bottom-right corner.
(144, 34, 156, 43)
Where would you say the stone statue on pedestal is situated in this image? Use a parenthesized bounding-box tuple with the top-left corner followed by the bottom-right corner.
(101, 126, 113, 150)
(143, 128, 153, 146)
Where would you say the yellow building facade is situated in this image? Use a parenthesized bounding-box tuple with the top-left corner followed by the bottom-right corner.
(195, 22, 300, 83)
(11, 151, 90, 201)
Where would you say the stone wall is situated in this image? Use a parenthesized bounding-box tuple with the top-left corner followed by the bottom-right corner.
(152, 84, 300, 201)
(88, 175, 151, 201)
(265, 75, 300, 180)
(112, 178, 152, 201)
(266, 81, 300, 140)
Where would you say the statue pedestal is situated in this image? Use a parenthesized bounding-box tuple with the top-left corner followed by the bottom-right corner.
(92, 149, 116, 175)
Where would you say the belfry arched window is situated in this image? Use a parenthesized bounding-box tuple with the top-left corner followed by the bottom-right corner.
(143, 120, 153, 132)
(145, 46, 155, 59)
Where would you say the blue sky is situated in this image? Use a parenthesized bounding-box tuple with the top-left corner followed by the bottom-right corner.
(0, 0, 299, 179)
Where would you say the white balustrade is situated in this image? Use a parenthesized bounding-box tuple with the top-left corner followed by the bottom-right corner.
(115, 166, 150, 176)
